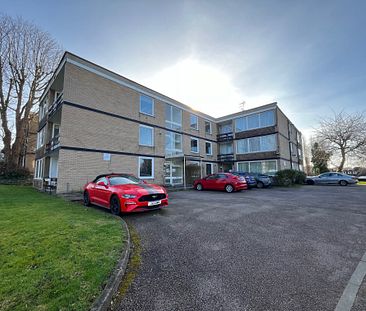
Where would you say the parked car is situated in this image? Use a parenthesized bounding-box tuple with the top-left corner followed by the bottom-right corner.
(193, 173, 248, 193)
(305, 172, 358, 186)
(358, 176, 366, 182)
(250, 173, 272, 188)
(83, 173, 168, 214)
(231, 172, 257, 188)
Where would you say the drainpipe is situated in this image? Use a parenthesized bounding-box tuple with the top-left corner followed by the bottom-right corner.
(183, 155, 186, 190)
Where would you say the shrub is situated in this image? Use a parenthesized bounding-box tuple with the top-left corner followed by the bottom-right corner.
(275, 169, 306, 186)
(0, 163, 31, 179)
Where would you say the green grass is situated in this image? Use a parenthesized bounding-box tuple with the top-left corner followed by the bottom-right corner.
(0, 186, 125, 311)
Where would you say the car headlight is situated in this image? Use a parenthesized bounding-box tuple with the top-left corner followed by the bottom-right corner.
(122, 194, 137, 199)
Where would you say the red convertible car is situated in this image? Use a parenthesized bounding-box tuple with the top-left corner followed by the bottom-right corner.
(193, 173, 248, 192)
(83, 173, 168, 214)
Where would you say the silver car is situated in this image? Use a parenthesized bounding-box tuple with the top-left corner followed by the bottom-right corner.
(306, 172, 358, 186)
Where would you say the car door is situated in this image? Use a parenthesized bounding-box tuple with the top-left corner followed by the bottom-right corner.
(215, 174, 228, 190)
(93, 177, 110, 206)
(204, 175, 218, 189)
(317, 173, 330, 184)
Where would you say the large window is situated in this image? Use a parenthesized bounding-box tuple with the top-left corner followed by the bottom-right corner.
(165, 104, 182, 130)
(34, 159, 44, 179)
(219, 142, 233, 154)
(235, 110, 275, 132)
(37, 127, 45, 149)
(165, 131, 182, 156)
(138, 157, 154, 179)
(139, 125, 154, 146)
(190, 137, 199, 153)
(205, 141, 212, 155)
(236, 134, 276, 154)
(205, 121, 212, 134)
(237, 160, 277, 174)
(190, 114, 198, 130)
(218, 122, 232, 134)
(140, 94, 154, 116)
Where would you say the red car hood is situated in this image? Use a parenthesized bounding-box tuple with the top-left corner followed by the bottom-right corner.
(112, 183, 165, 195)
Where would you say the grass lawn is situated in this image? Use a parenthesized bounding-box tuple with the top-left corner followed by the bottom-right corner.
(0, 185, 125, 311)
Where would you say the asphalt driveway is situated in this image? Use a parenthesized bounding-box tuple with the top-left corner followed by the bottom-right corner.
(116, 186, 366, 311)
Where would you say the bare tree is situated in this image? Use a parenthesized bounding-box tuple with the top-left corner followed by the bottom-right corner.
(0, 15, 62, 171)
(315, 111, 366, 172)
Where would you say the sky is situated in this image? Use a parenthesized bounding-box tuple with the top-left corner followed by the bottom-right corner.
(2, 0, 366, 139)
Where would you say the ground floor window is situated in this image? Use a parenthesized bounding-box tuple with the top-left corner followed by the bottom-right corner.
(237, 160, 277, 174)
(138, 157, 154, 179)
(206, 163, 213, 175)
(34, 159, 44, 179)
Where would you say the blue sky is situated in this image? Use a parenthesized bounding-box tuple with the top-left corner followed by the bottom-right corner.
(2, 0, 366, 137)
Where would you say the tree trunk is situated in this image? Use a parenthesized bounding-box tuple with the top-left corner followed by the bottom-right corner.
(338, 149, 346, 172)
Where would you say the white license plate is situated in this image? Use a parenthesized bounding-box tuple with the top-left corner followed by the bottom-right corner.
(148, 200, 161, 206)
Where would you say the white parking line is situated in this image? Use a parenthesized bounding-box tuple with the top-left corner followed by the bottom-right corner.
(335, 251, 366, 311)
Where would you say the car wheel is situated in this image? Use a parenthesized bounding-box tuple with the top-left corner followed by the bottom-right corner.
(110, 196, 121, 215)
(306, 180, 314, 185)
(257, 181, 264, 189)
(83, 191, 91, 206)
(225, 184, 234, 193)
(339, 180, 348, 186)
(196, 183, 203, 191)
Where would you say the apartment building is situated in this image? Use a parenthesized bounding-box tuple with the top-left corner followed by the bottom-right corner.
(34, 52, 303, 193)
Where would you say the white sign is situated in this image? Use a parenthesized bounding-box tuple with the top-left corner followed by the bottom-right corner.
(103, 153, 111, 161)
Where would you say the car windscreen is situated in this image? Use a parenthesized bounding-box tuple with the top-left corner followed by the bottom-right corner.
(109, 176, 140, 185)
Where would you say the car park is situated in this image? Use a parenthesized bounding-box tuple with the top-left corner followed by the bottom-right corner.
(305, 172, 358, 186)
(232, 171, 272, 188)
(83, 173, 168, 214)
(193, 173, 248, 193)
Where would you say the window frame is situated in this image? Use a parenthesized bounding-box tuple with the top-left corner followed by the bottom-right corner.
(206, 163, 213, 175)
(205, 141, 213, 155)
(236, 134, 277, 154)
(235, 109, 275, 133)
(139, 124, 154, 147)
(165, 104, 182, 130)
(138, 156, 154, 179)
(205, 120, 212, 134)
(236, 160, 277, 174)
(190, 137, 199, 153)
(139, 94, 155, 117)
(190, 114, 199, 130)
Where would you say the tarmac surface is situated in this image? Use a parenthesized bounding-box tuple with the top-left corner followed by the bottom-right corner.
(117, 185, 366, 311)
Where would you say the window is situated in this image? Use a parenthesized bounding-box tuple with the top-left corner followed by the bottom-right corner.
(290, 142, 297, 156)
(37, 127, 45, 149)
(236, 134, 276, 154)
(139, 125, 154, 146)
(96, 177, 108, 185)
(138, 157, 154, 179)
(52, 124, 60, 138)
(140, 94, 154, 116)
(190, 137, 199, 153)
(205, 141, 212, 155)
(219, 122, 232, 134)
(34, 159, 44, 179)
(206, 163, 213, 175)
(165, 131, 182, 156)
(205, 121, 212, 134)
(237, 160, 277, 174)
(165, 104, 182, 130)
(235, 110, 275, 132)
(219, 142, 233, 154)
(190, 114, 198, 130)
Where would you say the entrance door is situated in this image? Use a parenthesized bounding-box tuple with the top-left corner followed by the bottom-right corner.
(185, 161, 201, 186)
(164, 160, 183, 186)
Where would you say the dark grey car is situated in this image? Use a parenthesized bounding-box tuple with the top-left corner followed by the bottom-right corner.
(306, 172, 358, 186)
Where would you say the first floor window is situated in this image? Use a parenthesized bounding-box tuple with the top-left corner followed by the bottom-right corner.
(138, 157, 154, 179)
(236, 134, 276, 154)
(37, 127, 45, 149)
(140, 94, 154, 116)
(165, 131, 182, 156)
(190, 137, 199, 153)
(205, 141, 212, 155)
(206, 163, 213, 175)
(139, 125, 154, 146)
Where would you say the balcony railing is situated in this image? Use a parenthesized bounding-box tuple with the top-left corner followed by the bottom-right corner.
(217, 132, 234, 142)
(48, 92, 63, 117)
(45, 136, 60, 153)
(217, 153, 234, 162)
